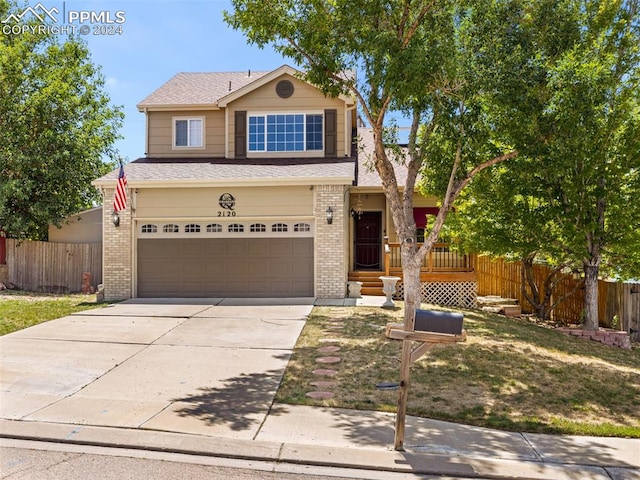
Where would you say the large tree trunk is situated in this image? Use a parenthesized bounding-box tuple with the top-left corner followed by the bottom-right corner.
(521, 253, 547, 319)
(582, 189, 605, 331)
(401, 252, 422, 329)
(582, 259, 600, 331)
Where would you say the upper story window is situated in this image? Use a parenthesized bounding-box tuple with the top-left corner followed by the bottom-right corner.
(248, 114, 323, 152)
(174, 118, 203, 148)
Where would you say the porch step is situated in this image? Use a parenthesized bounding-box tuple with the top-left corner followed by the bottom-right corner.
(348, 271, 386, 296)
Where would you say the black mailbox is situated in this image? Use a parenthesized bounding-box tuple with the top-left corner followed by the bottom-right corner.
(414, 309, 464, 335)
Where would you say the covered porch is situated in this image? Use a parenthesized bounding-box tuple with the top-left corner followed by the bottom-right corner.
(348, 240, 476, 296)
(347, 192, 477, 307)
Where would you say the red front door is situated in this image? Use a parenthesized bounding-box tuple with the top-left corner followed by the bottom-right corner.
(354, 212, 382, 270)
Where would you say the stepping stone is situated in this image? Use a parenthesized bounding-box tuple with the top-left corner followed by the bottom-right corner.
(312, 369, 338, 377)
(306, 391, 334, 399)
(316, 356, 341, 364)
(318, 345, 341, 353)
(310, 380, 336, 389)
(319, 338, 341, 343)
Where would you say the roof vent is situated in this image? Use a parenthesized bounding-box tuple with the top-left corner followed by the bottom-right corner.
(276, 79, 294, 99)
(228, 81, 231, 91)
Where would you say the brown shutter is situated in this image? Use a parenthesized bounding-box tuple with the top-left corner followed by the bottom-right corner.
(235, 110, 247, 159)
(324, 109, 337, 158)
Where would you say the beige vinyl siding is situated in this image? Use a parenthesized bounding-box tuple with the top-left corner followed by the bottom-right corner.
(48, 207, 103, 243)
(147, 110, 225, 157)
(228, 74, 347, 158)
(135, 185, 314, 218)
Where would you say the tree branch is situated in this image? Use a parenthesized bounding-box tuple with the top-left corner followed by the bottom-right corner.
(400, 0, 438, 48)
(451, 150, 519, 200)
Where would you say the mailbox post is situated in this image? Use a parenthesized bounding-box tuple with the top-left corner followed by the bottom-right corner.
(386, 309, 467, 450)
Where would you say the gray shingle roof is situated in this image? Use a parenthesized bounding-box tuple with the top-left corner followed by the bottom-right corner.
(355, 128, 410, 187)
(93, 159, 355, 186)
(137, 70, 271, 107)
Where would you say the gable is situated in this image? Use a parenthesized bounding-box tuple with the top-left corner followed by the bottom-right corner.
(227, 73, 345, 111)
(226, 73, 349, 159)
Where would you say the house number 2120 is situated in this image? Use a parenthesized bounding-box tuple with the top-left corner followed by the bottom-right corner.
(217, 211, 237, 217)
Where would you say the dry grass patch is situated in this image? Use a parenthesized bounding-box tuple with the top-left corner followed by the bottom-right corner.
(276, 304, 640, 437)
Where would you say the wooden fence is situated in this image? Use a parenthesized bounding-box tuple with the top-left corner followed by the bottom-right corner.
(0, 235, 6, 265)
(471, 255, 640, 337)
(5, 239, 102, 293)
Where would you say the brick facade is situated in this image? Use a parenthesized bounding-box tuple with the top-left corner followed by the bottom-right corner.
(314, 184, 348, 298)
(102, 188, 133, 301)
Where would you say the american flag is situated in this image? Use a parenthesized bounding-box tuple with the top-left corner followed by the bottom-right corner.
(113, 163, 127, 212)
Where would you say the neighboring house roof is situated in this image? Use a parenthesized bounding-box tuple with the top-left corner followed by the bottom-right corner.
(92, 158, 356, 188)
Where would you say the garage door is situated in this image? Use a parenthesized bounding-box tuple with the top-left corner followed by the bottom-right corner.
(137, 237, 314, 297)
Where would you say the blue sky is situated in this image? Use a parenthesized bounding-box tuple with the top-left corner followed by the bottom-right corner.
(57, 0, 290, 162)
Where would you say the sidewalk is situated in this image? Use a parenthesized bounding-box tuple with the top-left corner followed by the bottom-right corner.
(2, 406, 638, 480)
(0, 297, 638, 479)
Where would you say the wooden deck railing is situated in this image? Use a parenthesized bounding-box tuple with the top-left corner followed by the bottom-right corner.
(384, 242, 473, 276)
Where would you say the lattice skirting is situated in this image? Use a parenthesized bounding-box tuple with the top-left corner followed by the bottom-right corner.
(394, 281, 478, 309)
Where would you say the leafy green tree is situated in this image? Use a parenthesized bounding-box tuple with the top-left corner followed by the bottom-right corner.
(449, 0, 640, 330)
(0, 0, 123, 240)
(225, 0, 516, 329)
(225, 0, 523, 449)
(445, 161, 585, 321)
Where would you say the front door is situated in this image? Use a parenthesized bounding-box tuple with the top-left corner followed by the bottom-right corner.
(354, 212, 382, 270)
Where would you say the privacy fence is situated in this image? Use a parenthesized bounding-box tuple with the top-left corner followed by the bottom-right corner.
(4, 239, 102, 294)
(471, 255, 640, 336)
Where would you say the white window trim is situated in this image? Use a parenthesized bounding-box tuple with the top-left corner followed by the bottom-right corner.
(137, 219, 314, 238)
(172, 116, 205, 150)
(247, 111, 324, 155)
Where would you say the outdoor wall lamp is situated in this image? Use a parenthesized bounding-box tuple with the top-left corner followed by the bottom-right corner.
(111, 211, 120, 227)
(326, 206, 334, 225)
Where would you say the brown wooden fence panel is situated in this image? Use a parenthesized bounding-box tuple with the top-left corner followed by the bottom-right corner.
(0, 235, 6, 265)
(623, 283, 640, 342)
(471, 254, 638, 333)
(5, 239, 102, 293)
(472, 255, 526, 306)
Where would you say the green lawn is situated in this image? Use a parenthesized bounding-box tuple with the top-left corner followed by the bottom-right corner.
(0, 291, 104, 335)
(276, 304, 640, 438)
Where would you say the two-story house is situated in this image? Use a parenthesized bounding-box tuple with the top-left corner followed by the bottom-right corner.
(93, 65, 476, 304)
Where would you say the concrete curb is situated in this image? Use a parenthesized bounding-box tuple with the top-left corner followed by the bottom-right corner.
(1, 419, 630, 480)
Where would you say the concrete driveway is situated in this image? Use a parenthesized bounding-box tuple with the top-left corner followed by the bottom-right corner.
(0, 298, 313, 440)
